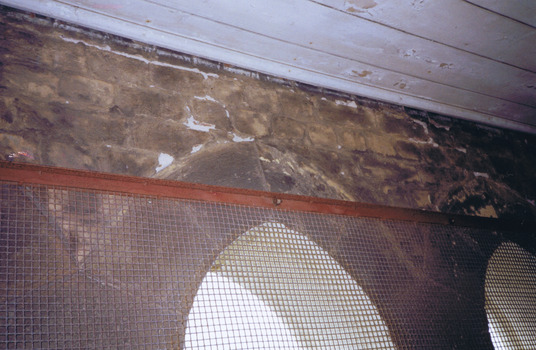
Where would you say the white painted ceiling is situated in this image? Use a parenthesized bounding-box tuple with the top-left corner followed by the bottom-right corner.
(3, 0, 536, 133)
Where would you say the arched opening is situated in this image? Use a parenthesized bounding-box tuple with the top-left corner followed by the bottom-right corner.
(185, 222, 396, 349)
(485, 242, 536, 349)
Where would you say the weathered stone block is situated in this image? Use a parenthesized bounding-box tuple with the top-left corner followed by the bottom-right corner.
(190, 98, 232, 131)
(209, 78, 246, 110)
(318, 98, 372, 126)
(151, 65, 204, 92)
(113, 87, 186, 120)
(40, 39, 88, 75)
(423, 146, 447, 164)
(46, 141, 95, 170)
(58, 75, 114, 107)
(272, 116, 305, 140)
(340, 129, 367, 151)
(95, 145, 160, 177)
(256, 143, 348, 199)
(394, 140, 422, 160)
(0, 97, 55, 132)
(127, 118, 208, 156)
(364, 134, 397, 156)
(278, 91, 314, 122)
(382, 115, 428, 139)
(308, 123, 337, 149)
(41, 104, 128, 149)
(2, 65, 59, 99)
(86, 47, 151, 86)
(242, 81, 279, 113)
(231, 109, 270, 138)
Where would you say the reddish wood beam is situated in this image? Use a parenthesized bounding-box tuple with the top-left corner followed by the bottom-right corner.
(0, 161, 533, 234)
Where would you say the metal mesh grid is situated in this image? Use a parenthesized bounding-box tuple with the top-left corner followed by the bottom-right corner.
(485, 242, 536, 349)
(1, 181, 535, 349)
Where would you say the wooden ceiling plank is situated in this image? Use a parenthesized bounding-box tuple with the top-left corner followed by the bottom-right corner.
(59, 0, 536, 108)
(312, 0, 536, 71)
(464, 0, 536, 27)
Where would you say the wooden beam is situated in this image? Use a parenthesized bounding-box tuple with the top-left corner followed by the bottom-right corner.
(1, 161, 534, 236)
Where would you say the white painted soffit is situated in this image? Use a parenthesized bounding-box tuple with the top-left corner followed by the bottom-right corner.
(2, 0, 536, 134)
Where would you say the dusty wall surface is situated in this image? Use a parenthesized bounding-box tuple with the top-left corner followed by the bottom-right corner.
(1, 7, 535, 224)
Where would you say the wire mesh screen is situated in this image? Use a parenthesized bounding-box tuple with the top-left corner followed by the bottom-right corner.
(484, 242, 536, 349)
(1, 181, 535, 349)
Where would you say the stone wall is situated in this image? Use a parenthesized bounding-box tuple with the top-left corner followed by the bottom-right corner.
(1, 6, 535, 224)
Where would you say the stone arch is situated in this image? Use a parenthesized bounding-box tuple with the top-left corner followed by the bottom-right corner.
(185, 222, 396, 349)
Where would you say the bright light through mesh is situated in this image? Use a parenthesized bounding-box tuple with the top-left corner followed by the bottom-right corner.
(485, 242, 536, 350)
(185, 222, 396, 349)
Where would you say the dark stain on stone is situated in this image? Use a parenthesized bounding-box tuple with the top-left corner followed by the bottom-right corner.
(315, 184, 326, 192)
(383, 116, 428, 139)
(395, 140, 421, 159)
(489, 156, 515, 177)
(14, 29, 43, 47)
(265, 172, 296, 193)
(1, 110, 13, 123)
(318, 151, 341, 175)
(109, 105, 124, 115)
(151, 65, 202, 90)
(319, 100, 371, 126)
(49, 101, 65, 115)
(23, 108, 53, 129)
(349, 185, 377, 204)
(394, 167, 418, 183)
(425, 147, 446, 163)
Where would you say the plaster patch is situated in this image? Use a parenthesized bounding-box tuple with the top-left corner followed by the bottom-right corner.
(194, 95, 230, 118)
(183, 115, 216, 132)
(155, 153, 174, 173)
(474, 172, 489, 179)
(409, 137, 438, 147)
(194, 95, 219, 103)
(429, 118, 451, 131)
(191, 144, 203, 154)
(335, 100, 358, 108)
(231, 133, 254, 142)
(60, 36, 218, 79)
(412, 119, 429, 134)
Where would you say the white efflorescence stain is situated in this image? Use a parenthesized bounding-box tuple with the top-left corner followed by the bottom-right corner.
(194, 95, 219, 103)
(183, 115, 216, 132)
(60, 36, 219, 80)
(194, 95, 231, 118)
(155, 153, 174, 173)
(474, 172, 489, 179)
(191, 144, 203, 154)
(335, 100, 358, 108)
(231, 133, 254, 142)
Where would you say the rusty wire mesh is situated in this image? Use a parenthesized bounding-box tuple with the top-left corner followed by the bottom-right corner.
(1, 181, 535, 349)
